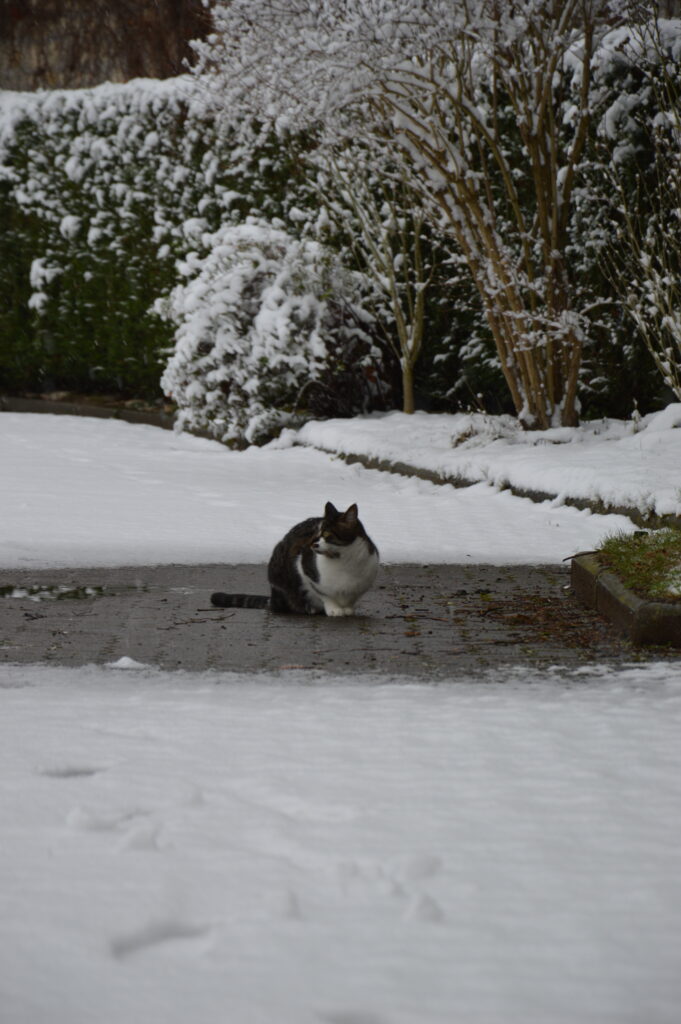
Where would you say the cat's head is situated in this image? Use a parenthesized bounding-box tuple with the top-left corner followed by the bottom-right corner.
(313, 502, 361, 551)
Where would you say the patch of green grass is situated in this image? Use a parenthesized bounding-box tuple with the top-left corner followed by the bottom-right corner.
(599, 528, 681, 603)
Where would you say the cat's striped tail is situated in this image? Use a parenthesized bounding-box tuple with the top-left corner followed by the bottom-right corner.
(210, 592, 270, 609)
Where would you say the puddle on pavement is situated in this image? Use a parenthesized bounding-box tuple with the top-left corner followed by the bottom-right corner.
(0, 584, 106, 602)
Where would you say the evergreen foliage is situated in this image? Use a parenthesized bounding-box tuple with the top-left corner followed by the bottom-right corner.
(0, 80, 317, 399)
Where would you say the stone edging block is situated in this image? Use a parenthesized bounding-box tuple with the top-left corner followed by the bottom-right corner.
(571, 553, 681, 647)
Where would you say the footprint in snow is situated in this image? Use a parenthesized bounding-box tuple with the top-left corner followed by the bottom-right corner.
(110, 920, 213, 960)
(66, 805, 149, 832)
(116, 820, 166, 852)
(41, 765, 104, 779)
(403, 892, 445, 924)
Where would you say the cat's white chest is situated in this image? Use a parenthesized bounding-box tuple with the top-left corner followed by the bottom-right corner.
(299, 538, 379, 616)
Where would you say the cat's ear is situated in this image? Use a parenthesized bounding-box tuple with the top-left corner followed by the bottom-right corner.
(344, 504, 358, 524)
(325, 501, 339, 519)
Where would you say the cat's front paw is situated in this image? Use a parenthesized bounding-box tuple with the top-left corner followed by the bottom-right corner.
(323, 601, 353, 617)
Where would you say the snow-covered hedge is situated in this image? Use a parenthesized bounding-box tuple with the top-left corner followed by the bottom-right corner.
(158, 221, 386, 445)
(0, 77, 313, 397)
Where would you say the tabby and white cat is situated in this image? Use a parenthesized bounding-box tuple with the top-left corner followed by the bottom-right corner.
(211, 502, 379, 616)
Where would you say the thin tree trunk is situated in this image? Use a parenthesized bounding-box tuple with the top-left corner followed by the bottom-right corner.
(402, 360, 415, 414)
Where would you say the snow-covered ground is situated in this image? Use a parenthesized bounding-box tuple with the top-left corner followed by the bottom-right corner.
(1, 660, 681, 1024)
(292, 403, 681, 521)
(2, 410, 681, 1023)
(0, 411, 648, 569)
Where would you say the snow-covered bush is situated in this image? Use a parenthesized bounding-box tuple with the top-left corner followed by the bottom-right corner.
(159, 221, 387, 445)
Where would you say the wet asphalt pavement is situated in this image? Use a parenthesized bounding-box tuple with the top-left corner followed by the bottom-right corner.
(2, 562, 678, 677)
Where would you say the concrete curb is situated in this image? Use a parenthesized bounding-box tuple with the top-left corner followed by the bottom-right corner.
(0, 395, 175, 430)
(571, 553, 681, 647)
